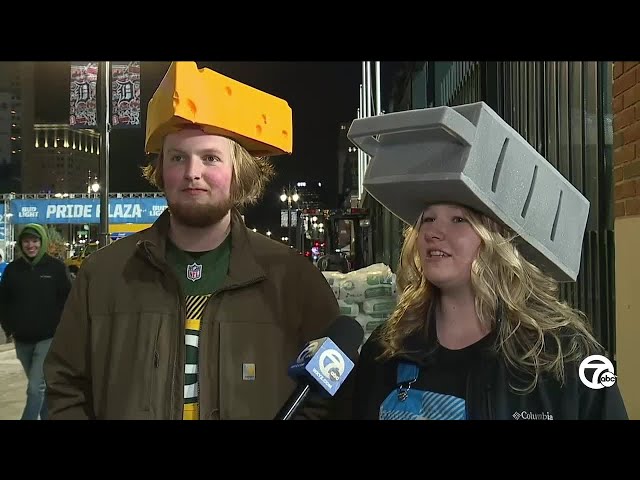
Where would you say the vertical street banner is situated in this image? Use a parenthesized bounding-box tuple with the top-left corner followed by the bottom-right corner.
(111, 62, 141, 128)
(0, 93, 11, 167)
(0, 202, 5, 242)
(69, 62, 98, 128)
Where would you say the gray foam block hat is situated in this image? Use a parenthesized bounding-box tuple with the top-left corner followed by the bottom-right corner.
(346, 101, 589, 283)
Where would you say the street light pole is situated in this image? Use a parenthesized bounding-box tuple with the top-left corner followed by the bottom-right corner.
(287, 197, 292, 247)
(98, 60, 111, 249)
(280, 186, 299, 248)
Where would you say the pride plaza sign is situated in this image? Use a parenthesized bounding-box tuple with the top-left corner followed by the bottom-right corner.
(10, 198, 168, 225)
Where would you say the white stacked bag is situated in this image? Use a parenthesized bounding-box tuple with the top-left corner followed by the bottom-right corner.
(321, 263, 397, 346)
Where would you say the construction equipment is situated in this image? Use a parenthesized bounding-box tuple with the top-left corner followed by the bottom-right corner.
(63, 223, 152, 278)
(65, 241, 100, 278)
(295, 207, 373, 273)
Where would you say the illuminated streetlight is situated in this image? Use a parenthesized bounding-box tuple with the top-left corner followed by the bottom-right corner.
(87, 170, 100, 194)
(279, 185, 300, 248)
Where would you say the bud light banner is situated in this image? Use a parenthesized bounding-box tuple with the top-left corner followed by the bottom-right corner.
(111, 62, 141, 128)
(10, 198, 167, 225)
(69, 62, 98, 128)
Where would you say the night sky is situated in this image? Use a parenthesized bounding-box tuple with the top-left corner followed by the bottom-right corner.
(32, 61, 402, 233)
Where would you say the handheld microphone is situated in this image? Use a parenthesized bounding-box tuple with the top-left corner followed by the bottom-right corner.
(274, 315, 364, 420)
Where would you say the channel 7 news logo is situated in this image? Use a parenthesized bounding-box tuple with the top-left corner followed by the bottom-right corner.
(290, 337, 354, 396)
(579, 355, 617, 390)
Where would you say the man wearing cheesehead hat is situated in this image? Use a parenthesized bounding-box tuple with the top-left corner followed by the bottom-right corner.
(44, 62, 342, 420)
(0, 224, 71, 419)
(345, 101, 627, 420)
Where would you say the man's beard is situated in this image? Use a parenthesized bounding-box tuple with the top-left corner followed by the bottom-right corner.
(167, 196, 234, 228)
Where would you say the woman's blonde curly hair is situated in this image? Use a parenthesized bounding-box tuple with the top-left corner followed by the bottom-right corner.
(377, 205, 602, 393)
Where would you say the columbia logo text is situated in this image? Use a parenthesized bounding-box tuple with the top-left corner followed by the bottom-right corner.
(512, 411, 554, 420)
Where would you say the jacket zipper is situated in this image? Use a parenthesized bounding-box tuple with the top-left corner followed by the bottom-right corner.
(148, 322, 162, 413)
(198, 298, 211, 419)
(485, 385, 494, 420)
(141, 241, 186, 420)
(153, 317, 162, 368)
(466, 360, 495, 420)
(482, 355, 494, 420)
(176, 297, 185, 419)
(168, 272, 186, 420)
(465, 372, 472, 420)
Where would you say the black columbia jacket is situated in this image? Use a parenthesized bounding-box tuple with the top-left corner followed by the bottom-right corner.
(351, 326, 628, 420)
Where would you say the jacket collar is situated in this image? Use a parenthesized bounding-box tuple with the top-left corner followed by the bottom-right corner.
(136, 207, 266, 289)
(225, 209, 266, 289)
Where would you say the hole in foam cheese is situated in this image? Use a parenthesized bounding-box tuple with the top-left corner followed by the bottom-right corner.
(186, 99, 197, 116)
(145, 61, 293, 157)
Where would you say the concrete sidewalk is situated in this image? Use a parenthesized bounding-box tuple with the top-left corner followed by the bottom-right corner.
(0, 343, 26, 420)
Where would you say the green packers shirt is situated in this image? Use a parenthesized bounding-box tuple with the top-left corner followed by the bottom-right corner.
(165, 234, 231, 420)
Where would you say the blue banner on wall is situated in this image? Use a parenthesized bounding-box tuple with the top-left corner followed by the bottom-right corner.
(10, 198, 168, 225)
(0, 203, 5, 241)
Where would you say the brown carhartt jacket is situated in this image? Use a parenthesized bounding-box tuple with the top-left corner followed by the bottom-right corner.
(44, 209, 342, 420)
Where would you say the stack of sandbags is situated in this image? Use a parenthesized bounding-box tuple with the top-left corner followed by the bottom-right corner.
(321, 263, 397, 346)
(320, 271, 346, 300)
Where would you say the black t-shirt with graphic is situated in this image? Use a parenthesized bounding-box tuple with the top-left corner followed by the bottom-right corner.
(416, 331, 494, 400)
(355, 321, 496, 420)
(165, 234, 231, 420)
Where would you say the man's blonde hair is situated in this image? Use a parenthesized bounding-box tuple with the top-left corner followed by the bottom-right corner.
(141, 134, 275, 208)
(377, 205, 602, 393)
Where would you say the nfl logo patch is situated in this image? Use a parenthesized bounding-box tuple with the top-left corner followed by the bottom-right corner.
(186, 262, 203, 282)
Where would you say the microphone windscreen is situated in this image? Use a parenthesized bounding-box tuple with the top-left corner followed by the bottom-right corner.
(322, 315, 365, 362)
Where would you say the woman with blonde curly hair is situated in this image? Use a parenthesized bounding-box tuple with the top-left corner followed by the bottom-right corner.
(347, 102, 627, 420)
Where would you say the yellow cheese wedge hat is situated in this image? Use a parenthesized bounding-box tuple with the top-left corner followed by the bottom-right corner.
(145, 61, 293, 156)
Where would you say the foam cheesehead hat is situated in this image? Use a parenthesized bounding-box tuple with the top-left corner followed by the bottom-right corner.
(145, 61, 293, 157)
(347, 101, 590, 283)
